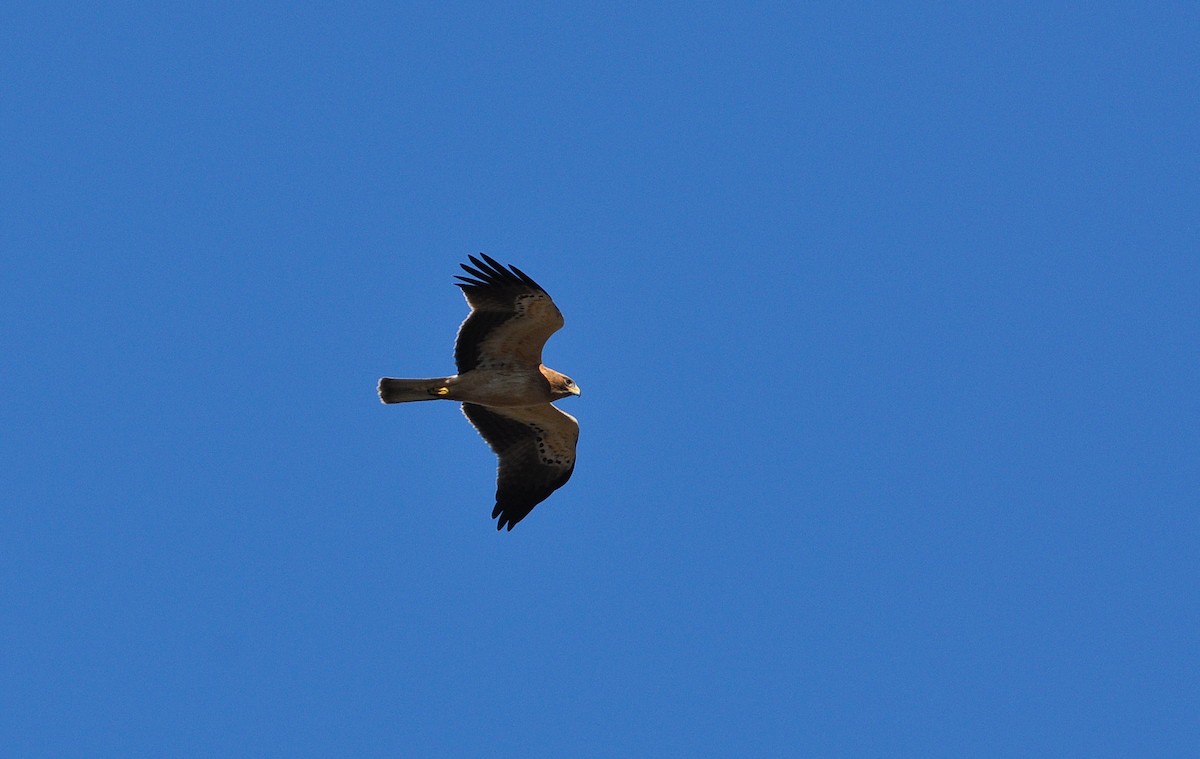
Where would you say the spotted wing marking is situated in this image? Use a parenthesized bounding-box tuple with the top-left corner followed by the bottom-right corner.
(529, 420, 574, 467)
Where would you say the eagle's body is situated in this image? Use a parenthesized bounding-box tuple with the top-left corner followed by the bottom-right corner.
(378, 254, 580, 531)
(379, 365, 571, 407)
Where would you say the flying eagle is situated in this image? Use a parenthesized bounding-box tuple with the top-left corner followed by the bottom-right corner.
(378, 254, 580, 530)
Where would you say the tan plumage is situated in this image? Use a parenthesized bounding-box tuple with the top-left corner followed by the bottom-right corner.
(378, 254, 581, 530)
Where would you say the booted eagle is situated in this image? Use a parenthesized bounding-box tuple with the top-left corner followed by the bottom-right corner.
(378, 254, 580, 531)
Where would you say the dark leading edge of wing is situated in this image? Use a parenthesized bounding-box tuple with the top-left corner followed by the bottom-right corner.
(453, 254, 551, 373)
(462, 403, 576, 531)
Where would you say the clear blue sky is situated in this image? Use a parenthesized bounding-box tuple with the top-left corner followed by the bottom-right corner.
(3, 3, 1197, 756)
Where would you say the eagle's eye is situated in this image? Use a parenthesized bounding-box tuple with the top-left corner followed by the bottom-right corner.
(564, 378, 575, 387)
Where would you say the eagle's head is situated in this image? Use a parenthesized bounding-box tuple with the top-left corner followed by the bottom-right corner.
(542, 367, 581, 399)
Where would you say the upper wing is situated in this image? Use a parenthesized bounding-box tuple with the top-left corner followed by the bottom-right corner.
(461, 402, 579, 531)
(453, 254, 564, 373)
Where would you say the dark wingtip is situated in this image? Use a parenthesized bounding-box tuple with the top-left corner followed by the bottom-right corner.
(491, 505, 521, 531)
(456, 253, 545, 293)
(478, 253, 506, 273)
(508, 263, 540, 289)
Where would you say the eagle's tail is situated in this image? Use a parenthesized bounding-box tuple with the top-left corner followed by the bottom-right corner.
(377, 377, 453, 404)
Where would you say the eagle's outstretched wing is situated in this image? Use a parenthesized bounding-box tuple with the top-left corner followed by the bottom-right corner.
(461, 402, 579, 531)
(453, 253, 564, 373)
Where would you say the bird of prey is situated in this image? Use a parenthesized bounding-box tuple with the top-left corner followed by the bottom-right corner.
(378, 254, 581, 531)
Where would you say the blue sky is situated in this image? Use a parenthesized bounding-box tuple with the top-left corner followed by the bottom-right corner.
(2, 2, 1197, 756)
